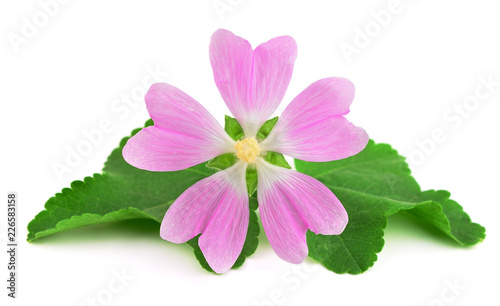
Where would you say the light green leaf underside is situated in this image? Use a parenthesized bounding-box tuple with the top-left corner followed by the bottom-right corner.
(30, 206, 157, 240)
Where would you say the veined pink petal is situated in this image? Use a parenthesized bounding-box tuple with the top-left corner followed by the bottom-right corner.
(209, 29, 252, 128)
(256, 158, 348, 263)
(122, 83, 235, 171)
(123, 126, 229, 171)
(210, 29, 297, 137)
(249, 35, 297, 134)
(160, 161, 249, 274)
(260, 78, 369, 162)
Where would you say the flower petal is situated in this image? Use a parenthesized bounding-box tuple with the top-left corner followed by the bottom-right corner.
(248, 35, 297, 134)
(210, 29, 253, 127)
(160, 161, 249, 273)
(260, 77, 369, 162)
(123, 126, 226, 171)
(123, 83, 235, 171)
(210, 29, 297, 137)
(256, 158, 348, 263)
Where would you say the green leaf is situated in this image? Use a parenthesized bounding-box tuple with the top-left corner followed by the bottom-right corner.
(224, 115, 279, 141)
(263, 151, 291, 169)
(224, 115, 244, 141)
(296, 140, 486, 274)
(246, 167, 258, 196)
(257, 116, 279, 140)
(29, 116, 485, 276)
(27, 120, 260, 272)
(206, 153, 238, 172)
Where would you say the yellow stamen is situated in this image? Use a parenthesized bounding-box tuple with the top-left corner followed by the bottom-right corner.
(235, 137, 261, 163)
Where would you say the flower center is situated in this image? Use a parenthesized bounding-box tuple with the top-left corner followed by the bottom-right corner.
(235, 137, 261, 163)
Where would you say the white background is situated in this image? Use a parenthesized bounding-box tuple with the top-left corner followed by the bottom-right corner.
(1, 0, 499, 305)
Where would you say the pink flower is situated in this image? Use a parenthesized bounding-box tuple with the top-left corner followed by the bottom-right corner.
(123, 29, 368, 273)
